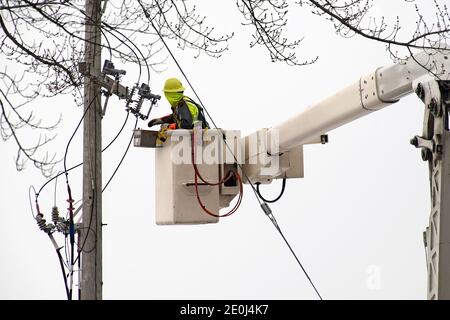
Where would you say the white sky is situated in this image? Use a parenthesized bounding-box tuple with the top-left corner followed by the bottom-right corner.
(0, 1, 440, 299)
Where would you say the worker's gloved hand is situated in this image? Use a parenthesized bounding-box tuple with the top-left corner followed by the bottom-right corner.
(148, 118, 164, 127)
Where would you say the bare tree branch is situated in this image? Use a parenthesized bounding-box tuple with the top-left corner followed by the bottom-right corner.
(1, 0, 449, 177)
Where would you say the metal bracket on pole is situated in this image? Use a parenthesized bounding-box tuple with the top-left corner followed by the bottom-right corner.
(411, 79, 450, 300)
(100, 60, 125, 117)
(79, 61, 160, 120)
(79, 61, 130, 101)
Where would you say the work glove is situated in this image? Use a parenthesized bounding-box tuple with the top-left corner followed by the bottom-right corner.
(148, 118, 164, 127)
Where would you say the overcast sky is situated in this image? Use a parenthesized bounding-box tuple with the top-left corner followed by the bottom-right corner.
(0, 1, 441, 299)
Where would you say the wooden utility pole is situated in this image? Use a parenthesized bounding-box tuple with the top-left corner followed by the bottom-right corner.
(81, 0, 102, 300)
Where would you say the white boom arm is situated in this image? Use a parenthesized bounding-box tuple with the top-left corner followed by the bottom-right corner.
(135, 47, 450, 300)
(267, 50, 450, 154)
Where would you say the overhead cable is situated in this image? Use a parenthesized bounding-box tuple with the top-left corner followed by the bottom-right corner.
(137, 0, 323, 299)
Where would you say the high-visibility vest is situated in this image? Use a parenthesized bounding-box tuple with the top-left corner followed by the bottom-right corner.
(173, 97, 209, 129)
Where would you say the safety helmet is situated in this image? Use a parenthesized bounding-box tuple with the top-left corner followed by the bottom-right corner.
(163, 78, 185, 93)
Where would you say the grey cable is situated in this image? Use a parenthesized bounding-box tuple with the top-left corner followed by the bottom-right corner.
(266, 212, 323, 300)
(138, 0, 322, 300)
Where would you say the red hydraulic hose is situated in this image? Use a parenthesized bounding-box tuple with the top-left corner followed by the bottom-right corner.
(190, 133, 234, 186)
(191, 131, 243, 218)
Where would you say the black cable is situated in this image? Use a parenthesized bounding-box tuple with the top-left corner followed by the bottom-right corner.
(64, 235, 70, 269)
(78, 231, 81, 300)
(67, 1, 150, 84)
(137, 0, 264, 205)
(62, 92, 98, 301)
(266, 213, 323, 300)
(100, 25, 144, 84)
(73, 185, 95, 265)
(102, 21, 151, 84)
(36, 100, 133, 286)
(138, 0, 322, 299)
(102, 117, 139, 192)
(256, 177, 286, 203)
(36, 110, 130, 197)
(73, 106, 140, 263)
(63, 93, 99, 177)
(30, 1, 129, 300)
(54, 244, 71, 300)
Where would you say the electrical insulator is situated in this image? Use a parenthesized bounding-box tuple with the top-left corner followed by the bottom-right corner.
(51, 206, 59, 224)
(36, 214, 47, 232)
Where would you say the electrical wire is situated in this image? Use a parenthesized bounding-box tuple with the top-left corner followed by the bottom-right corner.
(67, 0, 150, 85)
(64, 235, 70, 269)
(255, 178, 286, 203)
(73, 186, 95, 265)
(193, 168, 243, 218)
(137, 0, 264, 207)
(62, 92, 99, 301)
(102, 21, 151, 84)
(53, 171, 61, 207)
(63, 1, 113, 63)
(73, 111, 136, 264)
(191, 132, 234, 186)
(102, 116, 139, 192)
(36, 110, 131, 197)
(74, 93, 147, 265)
(63, 93, 99, 176)
(137, 1, 323, 299)
(191, 131, 243, 217)
(30, 1, 135, 300)
(35, 89, 136, 300)
(100, 25, 144, 84)
(266, 212, 323, 300)
(29, 186, 37, 219)
(54, 245, 70, 300)
(78, 231, 81, 300)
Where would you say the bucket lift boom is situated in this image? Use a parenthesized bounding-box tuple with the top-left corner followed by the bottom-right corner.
(134, 48, 450, 299)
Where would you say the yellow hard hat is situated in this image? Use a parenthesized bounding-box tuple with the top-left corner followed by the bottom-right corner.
(163, 78, 185, 93)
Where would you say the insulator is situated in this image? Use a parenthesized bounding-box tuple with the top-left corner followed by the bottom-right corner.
(125, 85, 138, 110)
(57, 222, 69, 235)
(36, 216, 47, 231)
(51, 206, 59, 224)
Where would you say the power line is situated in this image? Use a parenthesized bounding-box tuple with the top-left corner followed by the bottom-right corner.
(74, 188, 95, 264)
(54, 245, 70, 300)
(32, 16, 147, 297)
(28, 185, 37, 219)
(53, 171, 60, 207)
(266, 212, 322, 300)
(36, 110, 131, 197)
(137, 0, 323, 300)
(137, 0, 264, 206)
(101, 21, 151, 84)
(62, 92, 100, 300)
(66, 1, 148, 84)
(102, 117, 138, 192)
(29, 1, 148, 300)
(68, 109, 137, 264)
(63, 92, 99, 180)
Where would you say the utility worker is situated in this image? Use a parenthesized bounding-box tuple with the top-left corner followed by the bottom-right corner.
(148, 78, 209, 130)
